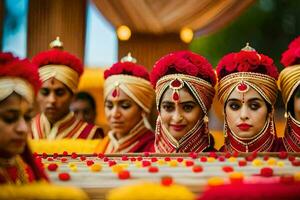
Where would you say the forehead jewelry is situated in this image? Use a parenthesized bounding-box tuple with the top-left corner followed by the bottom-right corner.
(235, 74, 249, 104)
(169, 78, 184, 103)
(111, 81, 120, 98)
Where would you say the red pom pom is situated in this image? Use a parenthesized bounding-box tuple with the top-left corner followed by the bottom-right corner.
(150, 51, 216, 88)
(104, 62, 149, 80)
(47, 163, 58, 171)
(260, 167, 273, 177)
(62, 151, 68, 156)
(0, 53, 41, 94)
(288, 36, 300, 49)
(288, 156, 296, 162)
(208, 152, 218, 158)
(292, 160, 300, 166)
(217, 50, 279, 80)
(177, 157, 184, 163)
(118, 170, 130, 180)
(225, 152, 231, 158)
(32, 49, 83, 76)
(53, 153, 59, 159)
(151, 157, 158, 162)
(161, 176, 173, 186)
(58, 172, 71, 181)
(148, 166, 159, 173)
(192, 165, 203, 173)
(263, 155, 269, 161)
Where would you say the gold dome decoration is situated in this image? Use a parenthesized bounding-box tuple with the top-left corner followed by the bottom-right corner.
(49, 36, 63, 50)
(120, 52, 137, 63)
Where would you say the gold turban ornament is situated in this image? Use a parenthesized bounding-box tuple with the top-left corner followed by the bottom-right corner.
(278, 64, 300, 110)
(38, 37, 79, 93)
(104, 53, 155, 114)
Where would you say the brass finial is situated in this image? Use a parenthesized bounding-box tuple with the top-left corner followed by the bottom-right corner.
(241, 42, 256, 52)
(120, 52, 137, 63)
(49, 36, 63, 49)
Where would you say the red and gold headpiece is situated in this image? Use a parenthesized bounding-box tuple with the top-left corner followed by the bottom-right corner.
(104, 53, 154, 114)
(150, 50, 216, 114)
(217, 43, 279, 105)
(0, 52, 41, 104)
(32, 37, 83, 93)
(278, 36, 300, 109)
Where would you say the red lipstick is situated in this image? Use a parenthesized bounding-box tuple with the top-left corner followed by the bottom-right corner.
(237, 123, 252, 131)
(170, 124, 186, 132)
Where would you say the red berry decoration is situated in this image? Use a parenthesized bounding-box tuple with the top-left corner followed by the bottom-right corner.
(185, 160, 194, 167)
(200, 156, 207, 162)
(222, 166, 234, 173)
(118, 170, 130, 180)
(42, 153, 47, 159)
(142, 160, 151, 167)
(121, 155, 128, 161)
(164, 157, 171, 162)
(279, 151, 288, 159)
(260, 167, 273, 177)
(97, 153, 104, 159)
(144, 152, 150, 157)
(53, 153, 59, 159)
(86, 160, 94, 166)
(218, 156, 225, 162)
(47, 157, 54, 161)
(47, 163, 58, 171)
(263, 155, 269, 161)
(58, 173, 71, 181)
(189, 152, 198, 159)
(192, 165, 203, 173)
(108, 160, 117, 167)
(238, 160, 247, 167)
(130, 157, 136, 162)
(80, 156, 86, 161)
(137, 156, 143, 161)
(148, 166, 159, 173)
(161, 176, 173, 186)
(71, 152, 78, 159)
(288, 155, 295, 162)
(225, 152, 231, 158)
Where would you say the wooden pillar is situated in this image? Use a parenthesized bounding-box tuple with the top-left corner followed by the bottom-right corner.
(118, 33, 188, 70)
(0, 0, 4, 50)
(27, 0, 87, 60)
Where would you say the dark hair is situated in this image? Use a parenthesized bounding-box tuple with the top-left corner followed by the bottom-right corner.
(287, 85, 300, 117)
(73, 91, 96, 110)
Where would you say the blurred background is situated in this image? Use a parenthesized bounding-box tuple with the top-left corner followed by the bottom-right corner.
(1, 0, 299, 147)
